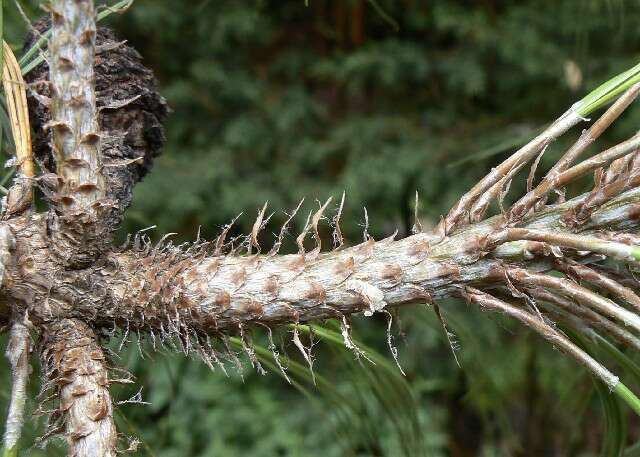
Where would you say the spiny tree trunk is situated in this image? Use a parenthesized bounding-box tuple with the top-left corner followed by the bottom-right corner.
(40, 319, 116, 457)
(2, 1, 640, 455)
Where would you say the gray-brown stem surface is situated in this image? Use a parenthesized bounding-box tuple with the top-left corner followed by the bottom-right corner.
(41, 319, 116, 457)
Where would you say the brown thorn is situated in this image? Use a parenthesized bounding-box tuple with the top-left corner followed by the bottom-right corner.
(412, 190, 423, 234)
(296, 210, 313, 255)
(527, 145, 548, 193)
(498, 178, 512, 215)
(215, 212, 243, 255)
(249, 202, 269, 255)
(269, 198, 304, 256)
(332, 191, 346, 249)
(311, 197, 333, 255)
(383, 310, 406, 376)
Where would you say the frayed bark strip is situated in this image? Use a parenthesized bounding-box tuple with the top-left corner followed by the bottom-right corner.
(3, 319, 31, 454)
(464, 287, 620, 389)
(507, 268, 640, 333)
(292, 325, 316, 385)
(432, 304, 461, 368)
(333, 191, 346, 247)
(443, 107, 583, 234)
(384, 311, 405, 376)
(508, 132, 640, 222)
(263, 325, 291, 383)
(339, 315, 373, 364)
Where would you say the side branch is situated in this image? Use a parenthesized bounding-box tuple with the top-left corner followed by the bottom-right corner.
(73, 188, 640, 336)
(49, 0, 101, 209)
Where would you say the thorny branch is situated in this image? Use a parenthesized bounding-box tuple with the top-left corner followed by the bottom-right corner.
(2, 0, 640, 455)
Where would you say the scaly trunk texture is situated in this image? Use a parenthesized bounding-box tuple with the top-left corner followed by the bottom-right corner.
(37, 1, 118, 454)
(47, 0, 106, 267)
(40, 319, 116, 457)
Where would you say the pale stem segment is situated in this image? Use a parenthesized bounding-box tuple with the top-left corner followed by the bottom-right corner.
(507, 132, 640, 222)
(493, 228, 640, 264)
(536, 82, 640, 208)
(525, 286, 640, 352)
(49, 0, 101, 210)
(507, 268, 640, 333)
(47, 0, 108, 264)
(441, 107, 583, 234)
(2, 320, 30, 457)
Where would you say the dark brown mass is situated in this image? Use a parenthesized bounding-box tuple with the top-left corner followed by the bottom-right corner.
(24, 17, 168, 211)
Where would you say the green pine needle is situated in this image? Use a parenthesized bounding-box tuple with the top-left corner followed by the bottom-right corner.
(576, 61, 640, 116)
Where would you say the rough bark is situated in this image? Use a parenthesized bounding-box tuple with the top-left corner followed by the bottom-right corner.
(25, 17, 168, 210)
(1, 186, 638, 335)
(33, 4, 167, 267)
(40, 319, 116, 457)
(46, 0, 106, 266)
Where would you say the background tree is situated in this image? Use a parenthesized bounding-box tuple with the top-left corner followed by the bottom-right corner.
(2, 1, 640, 456)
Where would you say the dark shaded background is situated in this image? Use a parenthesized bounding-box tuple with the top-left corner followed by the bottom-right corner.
(3, 1, 640, 455)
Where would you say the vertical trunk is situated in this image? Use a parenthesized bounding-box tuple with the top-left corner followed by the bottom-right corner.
(48, 0, 107, 266)
(41, 319, 116, 457)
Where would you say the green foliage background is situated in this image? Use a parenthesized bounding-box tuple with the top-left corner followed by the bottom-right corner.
(3, 1, 640, 455)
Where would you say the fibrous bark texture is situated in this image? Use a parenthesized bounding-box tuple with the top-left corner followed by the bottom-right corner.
(0, 185, 636, 332)
(40, 319, 116, 457)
